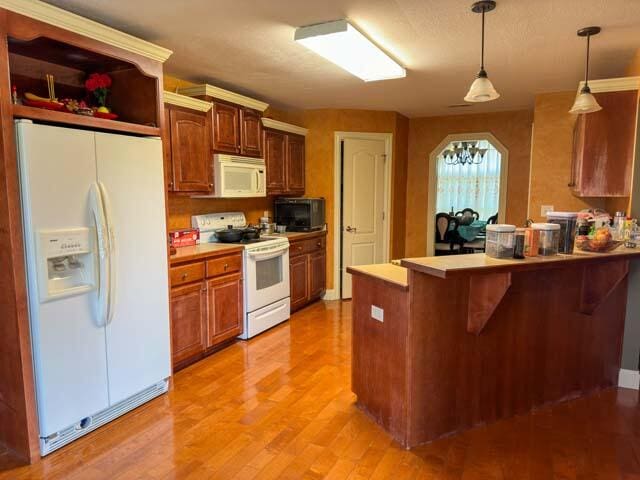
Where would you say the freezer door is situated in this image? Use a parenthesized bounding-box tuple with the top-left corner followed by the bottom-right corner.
(15, 121, 109, 436)
(95, 132, 171, 405)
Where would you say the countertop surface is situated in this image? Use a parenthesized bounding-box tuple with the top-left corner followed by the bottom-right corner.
(267, 230, 327, 240)
(347, 263, 408, 290)
(401, 247, 640, 278)
(170, 243, 243, 264)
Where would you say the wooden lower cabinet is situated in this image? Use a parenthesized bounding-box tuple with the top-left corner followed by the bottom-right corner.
(169, 252, 243, 370)
(290, 254, 309, 312)
(207, 273, 243, 346)
(170, 282, 207, 366)
(289, 233, 327, 312)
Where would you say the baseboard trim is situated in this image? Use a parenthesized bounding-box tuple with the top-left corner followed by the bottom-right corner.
(322, 289, 340, 301)
(618, 369, 640, 390)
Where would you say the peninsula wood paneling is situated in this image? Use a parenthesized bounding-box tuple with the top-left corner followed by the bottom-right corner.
(351, 257, 630, 448)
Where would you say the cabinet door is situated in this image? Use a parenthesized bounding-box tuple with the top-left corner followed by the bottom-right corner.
(571, 90, 637, 197)
(170, 283, 207, 367)
(264, 129, 286, 194)
(169, 108, 212, 193)
(290, 254, 309, 312)
(212, 102, 240, 154)
(162, 105, 173, 191)
(207, 273, 243, 346)
(309, 250, 326, 300)
(286, 134, 305, 194)
(240, 108, 263, 157)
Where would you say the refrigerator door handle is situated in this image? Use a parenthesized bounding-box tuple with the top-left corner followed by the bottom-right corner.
(89, 183, 110, 327)
(98, 181, 117, 326)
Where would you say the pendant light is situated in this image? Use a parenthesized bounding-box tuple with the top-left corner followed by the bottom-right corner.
(569, 26, 602, 114)
(464, 0, 500, 103)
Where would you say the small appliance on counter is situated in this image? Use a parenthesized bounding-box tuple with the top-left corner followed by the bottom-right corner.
(192, 212, 290, 339)
(274, 197, 325, 232)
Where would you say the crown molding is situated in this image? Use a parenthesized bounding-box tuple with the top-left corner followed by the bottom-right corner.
(177, 84, 269, 112)
(0, 0, 173, 63)
(578, 76, 640, 94)
(261, 118, 308, 136)
(164, 91, 212, 112)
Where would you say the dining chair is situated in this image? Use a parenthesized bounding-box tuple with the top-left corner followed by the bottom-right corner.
(487, 213, 498, 224)
(455, 208, 480, 221)
(435, 213, 464, 255)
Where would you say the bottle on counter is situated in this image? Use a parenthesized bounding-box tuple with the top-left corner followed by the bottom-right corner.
(513, 228, 526, 259)
(613, 211, 626, 241)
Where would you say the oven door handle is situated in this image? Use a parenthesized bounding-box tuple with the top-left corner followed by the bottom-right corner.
(247, 246, 288, 261)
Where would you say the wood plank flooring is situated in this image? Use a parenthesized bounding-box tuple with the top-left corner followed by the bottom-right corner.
(1, 300, 640, 479)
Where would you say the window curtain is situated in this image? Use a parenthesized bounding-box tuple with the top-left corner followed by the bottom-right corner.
(435, 140, 501, 221)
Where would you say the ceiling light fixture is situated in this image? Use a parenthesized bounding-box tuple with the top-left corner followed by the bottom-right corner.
(441, 141, 487, 166)
(464, 1, 500, 103)
(569, 26, 602, 114)
(294, 19, 406, 82)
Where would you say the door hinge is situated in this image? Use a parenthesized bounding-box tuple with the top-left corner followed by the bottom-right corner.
(382, 211, 386, 221)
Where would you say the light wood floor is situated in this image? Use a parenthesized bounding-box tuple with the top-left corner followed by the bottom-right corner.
(2, 300, 640, 479)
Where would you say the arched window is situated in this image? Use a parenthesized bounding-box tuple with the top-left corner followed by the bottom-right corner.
(435, 138, 501, 220)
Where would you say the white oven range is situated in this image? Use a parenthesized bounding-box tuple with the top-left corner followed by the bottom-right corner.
(192, 212, 290, 339)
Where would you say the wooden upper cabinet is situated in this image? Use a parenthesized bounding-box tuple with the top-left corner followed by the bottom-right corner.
(264, 129, 287, 193)
(571, 90, 638, 197)
(170, 282, 207, 366)
(206, 273, 243, 346)
(240, 108, 263, 157)
(286, 134, 305, 194)
(162, 104, 173, 190)
(212, 102, 240, 154)
(168, 107, 212, 193)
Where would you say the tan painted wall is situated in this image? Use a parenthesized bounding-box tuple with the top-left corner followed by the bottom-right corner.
(404, 110, 533, 257)
(299, 109, 409, 290)
(528, 92, 606, 223)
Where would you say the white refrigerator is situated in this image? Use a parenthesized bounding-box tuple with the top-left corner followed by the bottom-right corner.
(16, 120, 171, 455)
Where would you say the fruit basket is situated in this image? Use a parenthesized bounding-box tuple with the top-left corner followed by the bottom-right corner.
(575, 237, 623, 253)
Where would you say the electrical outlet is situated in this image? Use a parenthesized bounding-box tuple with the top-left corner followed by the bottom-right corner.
(541, 205, 554, 217)
(371, 305, 384, 322)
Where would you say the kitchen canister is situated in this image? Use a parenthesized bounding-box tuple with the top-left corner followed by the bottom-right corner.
(532, 223, 561, 256)
(485, 224, 516, 259)
(546, 211, 578, 253)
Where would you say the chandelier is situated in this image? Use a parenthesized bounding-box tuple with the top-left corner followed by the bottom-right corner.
(441, 141, 487, 166)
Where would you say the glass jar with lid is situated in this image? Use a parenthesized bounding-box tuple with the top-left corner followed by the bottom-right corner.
(532, 223, 561, 256)
(485, 224, 516, 258)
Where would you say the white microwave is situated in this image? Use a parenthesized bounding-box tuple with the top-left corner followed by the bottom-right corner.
(194, 154, 266, 198)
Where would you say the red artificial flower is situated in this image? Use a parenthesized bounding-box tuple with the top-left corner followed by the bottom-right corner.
(85, 73, 112, 92)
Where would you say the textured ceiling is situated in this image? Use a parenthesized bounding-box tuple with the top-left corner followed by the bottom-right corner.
(45, 0, 640, 117)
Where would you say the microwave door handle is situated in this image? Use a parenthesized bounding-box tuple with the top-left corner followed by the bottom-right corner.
(255, 170, 262, 192)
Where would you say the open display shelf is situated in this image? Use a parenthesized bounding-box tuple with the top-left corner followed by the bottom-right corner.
(8, 36, 160, 133)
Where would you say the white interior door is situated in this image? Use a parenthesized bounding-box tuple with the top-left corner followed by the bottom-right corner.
(341, 138, 387, 299)
(95, 133, 171, 405)
(16, 122, 109, 436)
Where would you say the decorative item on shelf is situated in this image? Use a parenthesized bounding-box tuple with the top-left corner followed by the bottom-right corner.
(440, 141, 487, 166)
(11, 85, 18, 104)
(569, 26, 602, 114)
(464, 0, 500, 103)
(23, 92, 65, 111)
(85, 72, 113, 113)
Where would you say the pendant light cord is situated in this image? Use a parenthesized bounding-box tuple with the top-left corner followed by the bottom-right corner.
(584, 34, 590, 88)
(480, 9, 485, 71)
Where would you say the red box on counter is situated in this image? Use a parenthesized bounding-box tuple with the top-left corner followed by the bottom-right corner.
(169, 228, 200, 248)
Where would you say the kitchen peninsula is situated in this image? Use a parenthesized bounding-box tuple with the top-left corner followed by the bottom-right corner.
(348, 249, 640, 448)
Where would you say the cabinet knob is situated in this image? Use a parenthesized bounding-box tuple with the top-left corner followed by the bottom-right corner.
(181, 273, 188, 280)
(224, 263, 229, 270)
(168, 181, 174, 188)
(209, 183, 214, 188)
(316, 242, 322, 247)
(568, 182, 576, 187)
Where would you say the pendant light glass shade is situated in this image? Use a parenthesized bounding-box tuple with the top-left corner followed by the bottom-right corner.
(465, 1, 500, 103)
(569, 26, 602, 114)
(464, 70, 500, 102)
(569, 86, 602, 114)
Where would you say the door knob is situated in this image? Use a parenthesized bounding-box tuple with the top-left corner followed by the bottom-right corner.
(345, 226, 357, 233)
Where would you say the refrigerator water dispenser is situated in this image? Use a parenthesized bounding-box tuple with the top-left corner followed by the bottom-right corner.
(37, 228, 96, 302)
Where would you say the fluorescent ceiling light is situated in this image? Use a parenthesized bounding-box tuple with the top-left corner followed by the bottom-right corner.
(294, 20, 406, 82)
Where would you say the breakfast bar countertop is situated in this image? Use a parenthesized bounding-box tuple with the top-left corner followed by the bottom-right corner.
(401, 247, 640, 278)
(347, 263, 408, 290)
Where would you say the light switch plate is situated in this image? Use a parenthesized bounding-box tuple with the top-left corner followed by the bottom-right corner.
(541, 205, 554, 217)
(371, 305, 384, 322)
